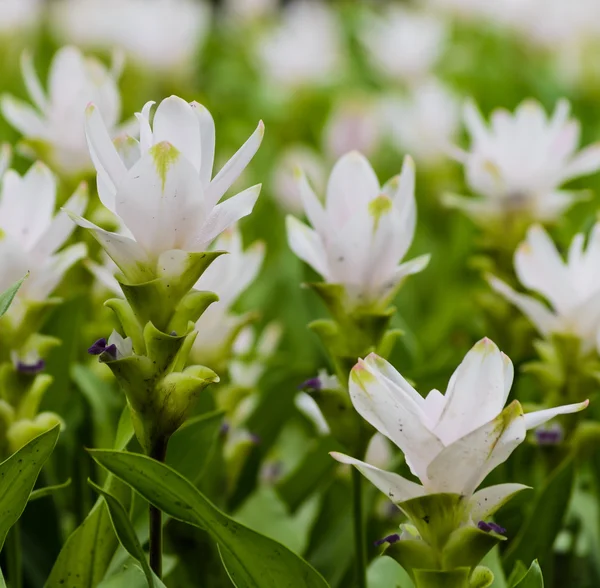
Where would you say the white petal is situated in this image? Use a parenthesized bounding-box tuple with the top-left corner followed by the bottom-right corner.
(191, 101, 215, 187)
(442, 193, 499, 224)
(113, 135, 141, 170)
(524, 400, 589, 430)
(469, 483, 531, 523)
(20, 51, 47, 113)
(136, 101, 155, 152)
(488, 275, 557, 337)
(108, 330, 133, 358)
(422, 389, 446, 429)
(463, 100, 489, 145)
(295, 392, 330, 435)
(85, 259, 122, 296)
(286, 215, 329, 279)
(204, 121, 265, 209)
(331, 452, 425, 503)
(433, 338, 508, 445)
(391, 254, 430, 284)
(297, 169, 326, 235)
(560, 143, 600, 183)
(48, 46, 86, 107)
(1, 95, 46, 137)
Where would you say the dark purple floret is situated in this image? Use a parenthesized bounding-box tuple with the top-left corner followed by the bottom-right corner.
(220, 421, 230, 436)
(298, 377, 322, 391)
(374, 533, 400, 547)
(535, 425, 563, 446)
(87, 338, 117, 360)
(16, 358, 45, 375)
(478, 521, 506, 535)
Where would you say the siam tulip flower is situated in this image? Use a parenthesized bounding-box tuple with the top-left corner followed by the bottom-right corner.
(256, 0, 344, 91)
(0, 161, 87, 312)
(380, 79, 460, 166)
(190, 226, 265, 365)
(488, 224, 600, 353)
(1, 46, 130, 178)
(70, 95, 264, 283)
(359, 6, 447, 84)
(332, 338, 587, 511)
(446, 99, 600, 225)
(286, 151, 429, 311)
(49, 0, 211, 74)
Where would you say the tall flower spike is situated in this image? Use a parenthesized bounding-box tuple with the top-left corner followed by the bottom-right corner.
(69, 96, 264, 283)
(286, 151, 429, 311)
(446, 99, 600, 225)
(1, 46, 131, 178)
(488, 223, 600, 353)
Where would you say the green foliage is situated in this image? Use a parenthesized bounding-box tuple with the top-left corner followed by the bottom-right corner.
(0, 275, 26, 318)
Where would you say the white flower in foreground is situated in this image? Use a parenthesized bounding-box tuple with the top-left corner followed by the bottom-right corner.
(50, 0, 211, 74)
(1, 46, 128, 178)
(0, 162, 87, 308)
(360, 7, 447, 84)
(71, 95, 264, 282)
(190, 226, 265, 363)
(489, 224, 600, 353)
(286, 151, 429, 310)
(332, 339, 587, 510)
(447, 99, 600, 224)
(380, 79, 460, 166)
(257, 0, 344, 90)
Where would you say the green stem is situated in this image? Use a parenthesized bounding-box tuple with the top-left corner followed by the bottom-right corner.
(6, 521, 22, 588)
(352, 468, 367, 588)
(149, 437, 168, 579)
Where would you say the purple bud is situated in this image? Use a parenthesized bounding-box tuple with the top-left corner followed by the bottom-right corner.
(220, 421, 230, 436)
(16, 358, 46, 375)
(87, 338, 117, 360)
(478, 521, 506, 535)
(534, 424, 563, 446)
(374, 533, 400, 547)
(298, 377, 322, 391)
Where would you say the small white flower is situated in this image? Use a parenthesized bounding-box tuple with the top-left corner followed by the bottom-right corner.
(0, 162, 87, 308)
(191, 226, 265, 364)
(286, 151, 429, 310)
(360, 6, 447, 84)
(489, 224, 600, 353)
(447, 99, 600, 224)
(380, 79, 460, 166)
(70, 96, 264, 282)
(0, 0, 43, 36)
(332, 339, 587, 508)
(50, 0, 211, 74)
(1, 46, 129, 178)
(257, 0, 344, 90)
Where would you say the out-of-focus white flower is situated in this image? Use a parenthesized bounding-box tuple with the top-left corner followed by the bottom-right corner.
(332, 339, 587, 507)
(70, 96, 264, 282)
(191, 226, 265, 363)
(447, 99, 600, 225)
(286, 151, 429, 310)
(324, 98, 380, 161)
(489, 224, 600, 353)
(1, 46, 128, 178)
(257, 1, 344, 90)
(224, 0, 276, 23)
(50, 0, 211, 74)
(0, 162, 87, 310)
(427, 0, 534, 28)
(380, 79, 460, 166)
(360, 6, 447, 84)
(271, 145, 326, 216)
(0, 0, 43, 35)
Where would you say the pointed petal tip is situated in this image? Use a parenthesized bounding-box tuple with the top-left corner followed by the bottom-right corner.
(329, 451, 351, 464)
(85, 102, 97, 116)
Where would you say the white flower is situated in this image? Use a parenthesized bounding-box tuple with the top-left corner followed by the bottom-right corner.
(489, 224, 600, 353)
(286, 151, 429, 310)
(360, 6, 447, 84)
(447, 99, 600, 224)
(380, 79, 460, 166)
(71, 96, 264, 282)
(1, 46, 129, 178)
(191, 226, 265, 363)
(0, 162, 87, 308)
(224, 0, 276, 23)
(332, 339, 587, 510)
(0, 0, 43, 36)
(50, 0, 211, 74)
(257, 1, 344, 90)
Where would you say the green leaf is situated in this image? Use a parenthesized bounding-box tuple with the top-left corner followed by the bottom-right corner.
(97, 562, 166, 588)
(88, 480, 153, 588)
(413, 568, 470, 588)
(89, 449, 330, 588)
(470, 567, 494, 588)
(28, 478, 71, 502)
(480, 547, 507, 588)
(367, 556, 414, 588)
(0, 567, 5, 588)
(0, 274, 27, 318)
(0, 426, 59, 550)
(503, 458, 575, 572)
(511, 561, 543, 588)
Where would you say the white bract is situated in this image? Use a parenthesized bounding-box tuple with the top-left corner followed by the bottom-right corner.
(332, 339, 587, 514)
(0, 162, 87, 310)
(286, 151, 429, 310)
(360, 6, 447, 83)
(489, 224, 600, 353)
(447, 99, 600, 224)
(50, 0, 211, 74)
(191, 226, 265, 363)
(71, 95, 264, 282)
(1, 46, 128, 178)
